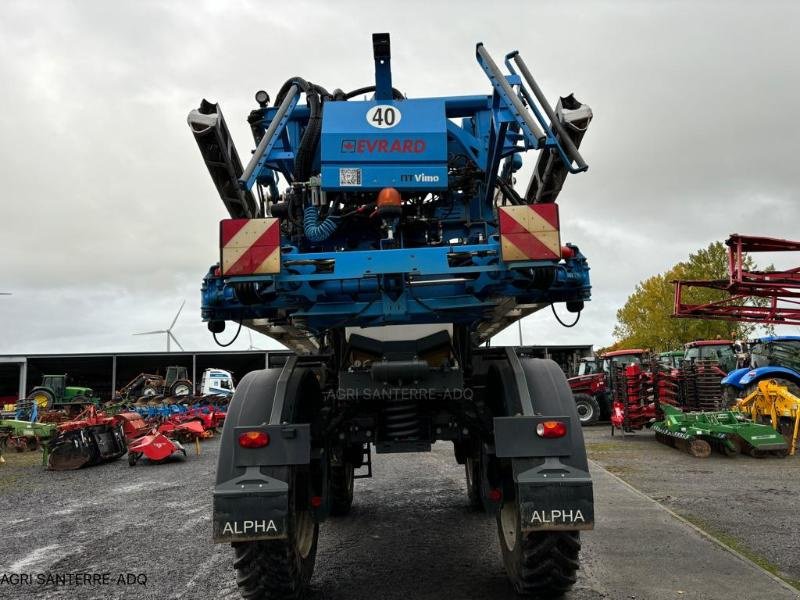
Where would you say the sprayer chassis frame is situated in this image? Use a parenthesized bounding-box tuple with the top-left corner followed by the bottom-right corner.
(203, 239, 589, 337)
(213, 348, 594, 543)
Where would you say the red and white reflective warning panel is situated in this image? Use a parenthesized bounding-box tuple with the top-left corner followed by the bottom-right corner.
(498, 204, 561, 261)
(220, 219, 281, 276)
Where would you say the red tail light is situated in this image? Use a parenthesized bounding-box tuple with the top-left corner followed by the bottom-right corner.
(310, 496, 323, 508)
(536, 420, 567, 438)
(238, 430, 270, 448)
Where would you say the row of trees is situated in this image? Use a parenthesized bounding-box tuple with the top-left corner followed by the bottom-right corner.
(610, 241, 767, 352)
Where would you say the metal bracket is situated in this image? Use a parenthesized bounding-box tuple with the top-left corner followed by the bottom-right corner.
(476, 43, 545, 147)
(214, 465, 289, 497)
(372, 33, 393, 100)
(504, 347, 534, 415)
(505, 51, 588, 174)
(240, 84, 301, 191)
(270, 355, 298, 424)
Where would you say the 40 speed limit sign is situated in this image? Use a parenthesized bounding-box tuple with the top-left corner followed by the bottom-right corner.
(366, 105, 401, 128)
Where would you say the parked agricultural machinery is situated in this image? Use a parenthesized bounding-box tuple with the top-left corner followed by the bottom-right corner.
(658, 350, 684, 369)
(683, 339, 739, 374)
(0, 419, 56, 454)
(118, 365, 194, 400)
(653, 403, 788, 458)
(672, 234, 800, 396)
(722, 336, 800, 399)
(21, 374, 97, 419)
(46, 406, 129, 470)
(568, 349, 647, 425)
(127, 429, 188, 466)
(45, 405, 205, 470)
(674, 234, 800, 325)
(735, 379, 800, 455)
(190, 34, 593, 597)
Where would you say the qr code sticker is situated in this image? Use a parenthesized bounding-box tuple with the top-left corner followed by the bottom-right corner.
(339, 168, 362, 186)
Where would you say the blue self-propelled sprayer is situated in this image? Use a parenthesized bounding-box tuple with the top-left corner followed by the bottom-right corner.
(189, 33, 594, 598)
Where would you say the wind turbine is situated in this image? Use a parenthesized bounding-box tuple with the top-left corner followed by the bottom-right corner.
(133, 300, 186, 351)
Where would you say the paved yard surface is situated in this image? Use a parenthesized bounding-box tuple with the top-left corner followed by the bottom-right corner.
(0, 433, 797, 599)
(585, 424, 800, 590)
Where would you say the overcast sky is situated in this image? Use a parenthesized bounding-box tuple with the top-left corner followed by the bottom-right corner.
(1, 0, 798, 355)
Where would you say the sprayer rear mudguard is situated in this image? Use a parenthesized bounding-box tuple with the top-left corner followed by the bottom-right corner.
(494, 415, 594, 531)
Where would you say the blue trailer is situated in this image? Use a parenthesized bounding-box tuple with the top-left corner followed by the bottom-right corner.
(189, 33, 593, 598)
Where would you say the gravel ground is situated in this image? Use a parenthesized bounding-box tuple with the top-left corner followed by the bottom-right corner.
(1, 431, 797, 599)
(0, 439, 566, 600)
(585, 424, 800, 587)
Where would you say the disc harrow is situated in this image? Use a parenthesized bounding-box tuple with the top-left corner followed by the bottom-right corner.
(653, 403, 787, 458)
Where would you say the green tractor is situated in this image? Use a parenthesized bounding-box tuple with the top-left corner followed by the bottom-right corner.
(26, 374, 98, 413)
(658, 350, 685, 370)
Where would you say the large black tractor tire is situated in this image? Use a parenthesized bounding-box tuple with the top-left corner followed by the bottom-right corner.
(573, 393, 600, 426)
(329, 463, 355, 516)
(778, 417, 795, 443)
(232, 468, 318, 600)
(722, 384, 741, 407)
(170, 379, 193, 397)
(465, 455, 483, 510)
(223, 368, 321, 600)
(490, 358, 588, 597)
(498, 499, 581, 597)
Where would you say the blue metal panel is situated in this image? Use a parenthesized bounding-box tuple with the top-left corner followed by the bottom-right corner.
(321, 99, 447, 190)
(756, 335, 800, 343)
(738, 366, 800, 386)
(721, 367, 750, 388)
(201, 243, 591, 335)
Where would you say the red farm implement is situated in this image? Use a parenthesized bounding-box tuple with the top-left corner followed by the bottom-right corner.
(568, 349, 648, 425)
(609, 363, 657, 433)
(674, 234, 800, 325)
(127, 430, 187, 466)
(47, 406, 128, 471)
(114, 411, 150, 441)
(112, 410, 199, 464)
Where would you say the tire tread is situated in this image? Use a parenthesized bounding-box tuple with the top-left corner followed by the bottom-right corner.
(233, 540, 304, 600)
(516, 531, 581, 596)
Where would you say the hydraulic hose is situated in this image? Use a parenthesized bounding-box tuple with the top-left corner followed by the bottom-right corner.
(304, 205, 338, 242)
(343, 85, 405, 100)
(274, 77, 322, 182)
(270, 80, 405, 183)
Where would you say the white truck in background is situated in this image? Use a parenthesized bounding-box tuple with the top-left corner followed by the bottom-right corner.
(198, 369, 235, 396)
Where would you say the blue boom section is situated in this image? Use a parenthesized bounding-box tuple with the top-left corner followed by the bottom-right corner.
(191, 35, 593, 345)
(202, 243, 590, 334)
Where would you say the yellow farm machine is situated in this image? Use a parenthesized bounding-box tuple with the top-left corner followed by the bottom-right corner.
(735, 379, 800, 455)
